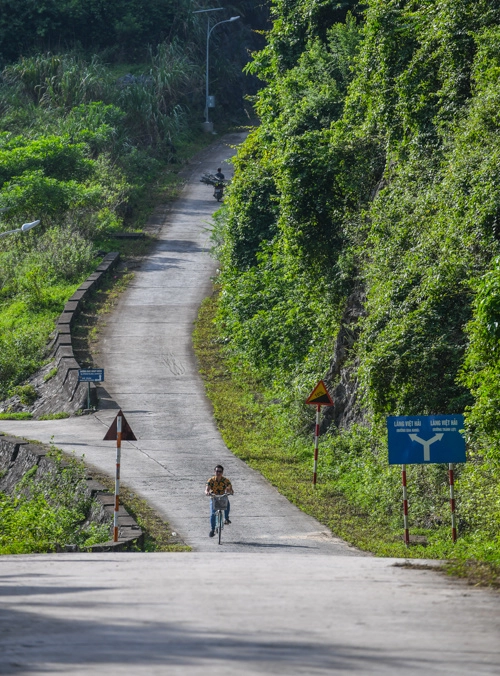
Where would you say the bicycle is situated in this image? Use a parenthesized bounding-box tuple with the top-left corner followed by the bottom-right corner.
(209, 493, 231, 545)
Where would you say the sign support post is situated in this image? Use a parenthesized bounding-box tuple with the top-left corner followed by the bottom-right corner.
(313, 405, 321, 487)
(114, 414, 122, 542)
(449, 463, 457, 543)
(305, 380, 334, 487)
(402, 464, 409, 546)
(103, 409, 137, 544)
(78, 368, 104, 412)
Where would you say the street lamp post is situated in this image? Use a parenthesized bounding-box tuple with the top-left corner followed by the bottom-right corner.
(0, 220, 40, 239)
(194, 9, 240, 132)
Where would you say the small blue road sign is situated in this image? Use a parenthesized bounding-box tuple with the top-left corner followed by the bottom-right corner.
(78, 368, 104, 382)
(387, 415, 466, 465)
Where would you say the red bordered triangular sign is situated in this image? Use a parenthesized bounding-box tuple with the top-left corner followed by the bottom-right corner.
(103, 410, 137, 441)
(305, 380, 334, 407)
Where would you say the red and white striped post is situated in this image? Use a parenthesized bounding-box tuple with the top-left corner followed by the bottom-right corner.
(313, 404, 321, 487)
(113, 413, 122, 543)
(449, 462, 457, 543)
(402, 464, 409, 546)
(305, 380, 334, 486)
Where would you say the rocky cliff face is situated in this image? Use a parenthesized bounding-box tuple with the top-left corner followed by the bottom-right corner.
(322, 288, 366, 432)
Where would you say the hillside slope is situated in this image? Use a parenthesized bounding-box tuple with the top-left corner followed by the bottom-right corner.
(211, 0, 500, 563)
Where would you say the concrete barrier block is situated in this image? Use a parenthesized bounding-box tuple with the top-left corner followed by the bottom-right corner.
(56, 324, 71, 336)
(53, 340, 72, 359)
(63, 301, 79, 313)
(55, 347, 75, 365)
(56, 335, 72, 348)
(69, 289, 87, 302)
(57, 313, 73, 326)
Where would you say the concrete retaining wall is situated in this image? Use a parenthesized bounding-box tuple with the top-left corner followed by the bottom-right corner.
(33, 252, 120, 416)
(0, 433, 143, 551)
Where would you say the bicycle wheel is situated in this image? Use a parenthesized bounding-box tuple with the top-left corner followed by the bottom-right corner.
(218, 510, 223, 545)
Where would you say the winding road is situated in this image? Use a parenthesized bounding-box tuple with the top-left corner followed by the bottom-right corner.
(0, 133, 499, 674)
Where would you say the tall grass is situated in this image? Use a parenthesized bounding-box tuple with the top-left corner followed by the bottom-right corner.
(1, 47, 201, 151)
(3, 54, 113, 109)
(117, 42, 201, 151)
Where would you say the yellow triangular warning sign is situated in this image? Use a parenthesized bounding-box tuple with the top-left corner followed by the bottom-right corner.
(305, 380, 334, 406)
(103, 410, 137, 441)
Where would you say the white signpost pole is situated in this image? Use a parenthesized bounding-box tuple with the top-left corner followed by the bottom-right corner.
(113, 413, 122, 543)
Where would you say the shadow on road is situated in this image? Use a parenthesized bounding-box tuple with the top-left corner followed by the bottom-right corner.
(0, 603, 467, 674)
(230, 542, 315, 550)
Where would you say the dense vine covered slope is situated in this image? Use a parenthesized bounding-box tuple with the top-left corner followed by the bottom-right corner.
(213, 0, 500, 560)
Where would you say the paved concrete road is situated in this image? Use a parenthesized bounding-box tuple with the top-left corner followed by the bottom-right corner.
(0, 132, 356, 555)
(1, 553, 499, 675)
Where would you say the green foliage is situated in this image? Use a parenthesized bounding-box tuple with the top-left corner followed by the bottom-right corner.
(0, 412, 32, 420)
(43, 367, 58, 382)
(10, 383, 37, 405)
(214, 14, 370, 382)
(39, 412, 70, 420)
(0, 1, 197, 64)
(0, 136, 92, 185)
(0, 451, 109, 554)
(116, 42, 198, 151)
(211, 0, 500, 563)
(0, 42, 208, 397)
(0, 316, 55, 399)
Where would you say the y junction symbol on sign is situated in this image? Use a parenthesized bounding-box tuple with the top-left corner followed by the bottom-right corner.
(408, 433, 444, 462)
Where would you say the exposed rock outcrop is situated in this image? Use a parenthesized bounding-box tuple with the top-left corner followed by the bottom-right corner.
(322, 288, 367, 432)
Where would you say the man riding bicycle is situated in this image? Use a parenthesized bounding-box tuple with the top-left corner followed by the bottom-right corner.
(205, 464, 234, 538)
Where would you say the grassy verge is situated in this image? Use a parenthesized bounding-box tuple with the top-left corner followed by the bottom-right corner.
(0, 412, 33, 420)
(193, 290, 500, 589)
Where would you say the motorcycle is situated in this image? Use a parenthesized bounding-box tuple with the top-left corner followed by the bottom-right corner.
(200, 173, 227, 201)
(213, 181, 224, 202)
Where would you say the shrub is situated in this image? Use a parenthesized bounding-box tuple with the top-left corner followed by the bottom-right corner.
(10, 383, 37, 405)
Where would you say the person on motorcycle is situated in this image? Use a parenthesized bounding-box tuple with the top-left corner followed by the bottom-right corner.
(213, 168, 225, 201)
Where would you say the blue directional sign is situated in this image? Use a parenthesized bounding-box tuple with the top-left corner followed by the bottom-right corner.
(78, 368, 104, 382)
(387, 415, 466, 465)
